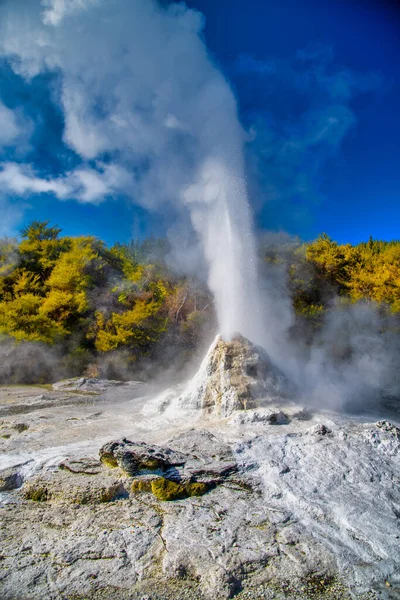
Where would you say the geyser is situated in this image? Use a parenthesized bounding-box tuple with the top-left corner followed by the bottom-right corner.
(183, 152, 265, 346)
(0, 0, 266, 346)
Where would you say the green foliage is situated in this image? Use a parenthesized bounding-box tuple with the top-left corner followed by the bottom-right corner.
(0, 221, 212, 367)
(2, 220, 397, 382)
(272, 234, 400, 320)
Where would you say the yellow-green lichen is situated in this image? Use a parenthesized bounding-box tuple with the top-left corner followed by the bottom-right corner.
(131, 477, 212, 501)
(100, 455, 119, 468)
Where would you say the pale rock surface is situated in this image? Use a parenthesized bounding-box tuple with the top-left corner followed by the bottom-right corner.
(1, 336, 399, 599)
(1, 422, 400, 599)
(167, 334, 293, 418)
(52, 377, 143, 393)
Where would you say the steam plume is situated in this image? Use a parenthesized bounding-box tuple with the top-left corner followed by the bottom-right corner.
(0, 0, 265, 344)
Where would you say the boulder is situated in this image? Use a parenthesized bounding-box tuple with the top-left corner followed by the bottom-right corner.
(229, 407, 289, 426)
(0, 465, 23, 492)
(99, 439, 187, 475)
(21, 469, 127, 504)
(99, 432, 239, 498)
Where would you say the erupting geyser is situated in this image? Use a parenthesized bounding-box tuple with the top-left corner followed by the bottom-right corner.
(184, 158, 266, 346)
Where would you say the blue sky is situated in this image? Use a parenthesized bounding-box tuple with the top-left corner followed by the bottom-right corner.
(0, 0, 399, 245)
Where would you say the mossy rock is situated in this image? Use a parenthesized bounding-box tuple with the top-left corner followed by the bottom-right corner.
(131, 477, 212, 501)
(100, 454, 119, 468)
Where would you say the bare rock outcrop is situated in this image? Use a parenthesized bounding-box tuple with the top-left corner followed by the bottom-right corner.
(177, 334, 293, 417)
(2, 421, 400, 599)
(98, 432, 239, 500)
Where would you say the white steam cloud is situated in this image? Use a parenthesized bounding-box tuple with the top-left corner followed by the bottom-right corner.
(0, 0, 265, 344)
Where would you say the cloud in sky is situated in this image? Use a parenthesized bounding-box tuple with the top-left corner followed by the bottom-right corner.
(0, 2, 381, 246)
(0, 0, 234, 209)
(0, 102, 22, 147)
(0, 162, 133, 204)
(41, 0, 102, 26)
(0, 100, 32, 150)
(0, 3, 380, 234)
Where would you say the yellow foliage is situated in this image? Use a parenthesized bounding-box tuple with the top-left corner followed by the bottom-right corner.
(39, 289, 87, 322)
(94, 298, 167, 352)
(47, 238, 98, 292)
(298, 235, 400, 314)
(13, 271, 42, 296)
(0, 293, 67, 343)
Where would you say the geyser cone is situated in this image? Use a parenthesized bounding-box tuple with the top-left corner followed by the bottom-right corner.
(178, 334, 293, 417)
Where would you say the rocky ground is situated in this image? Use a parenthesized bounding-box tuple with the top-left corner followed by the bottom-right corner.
(1, 340, 400, 600)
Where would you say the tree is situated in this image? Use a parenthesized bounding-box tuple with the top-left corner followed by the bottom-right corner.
(20, 220, 61, 242)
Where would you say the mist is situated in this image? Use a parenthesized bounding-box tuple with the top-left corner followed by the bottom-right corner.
(259, 233, 400, 414)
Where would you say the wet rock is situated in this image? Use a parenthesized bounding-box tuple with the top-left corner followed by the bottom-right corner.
(166, 429, 238, 485)
(307, 423, 332, 436)
(59, 457, 103, 475)
(292, 407, 313, 420)
(363, 420, 400, 456)
(99, 431, 239, 500)
(99, 439, 187, 475)
(168, 428, 233, 461)
(182, 460, 238, 484)
(0, 392, 99, 417)
(376, 420, 400, 437)
(0, 465, 23, 491)
(52, 377, 128, 393)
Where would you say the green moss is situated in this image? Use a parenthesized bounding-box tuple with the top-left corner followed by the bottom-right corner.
(24, 486, 48, 502)
(131, 479, 153, 494)
(150, 478, 188, 501)
(13, 423, 29, 433)
(187, 482, 210, 497)
(131, 477, 212, 501)
(298, 573, 343, 598)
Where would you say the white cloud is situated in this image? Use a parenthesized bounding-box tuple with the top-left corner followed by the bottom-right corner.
(41, 0, 101, 26)
(0, 101, 31, 148)
(0, 163, 70, 197)
(0, 0, 230, 203)
(0, 162, 133, 204)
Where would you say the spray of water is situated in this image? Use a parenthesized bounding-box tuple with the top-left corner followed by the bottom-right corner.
(0, 0, 265, 345)
(184, 159, 263, 343)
